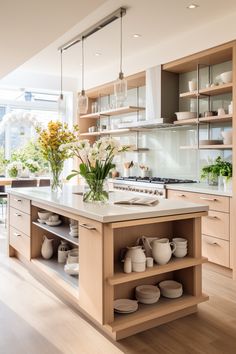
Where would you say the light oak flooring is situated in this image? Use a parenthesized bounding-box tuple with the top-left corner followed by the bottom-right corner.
(1, 224, 236, 354)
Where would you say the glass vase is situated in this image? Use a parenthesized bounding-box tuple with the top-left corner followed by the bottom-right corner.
(83, 179, 109, 203)
(50, 163, 63, 192)
(208, 173, 218, 186)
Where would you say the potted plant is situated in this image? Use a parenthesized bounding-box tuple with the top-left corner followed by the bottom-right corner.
(219, 159, 232, 191)
(201, 156, 232, 188)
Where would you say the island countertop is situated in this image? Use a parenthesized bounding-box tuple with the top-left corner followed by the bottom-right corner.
(8, 185, 208, 223)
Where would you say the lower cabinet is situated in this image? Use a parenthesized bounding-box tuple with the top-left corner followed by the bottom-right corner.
(167, 189, 231, 268)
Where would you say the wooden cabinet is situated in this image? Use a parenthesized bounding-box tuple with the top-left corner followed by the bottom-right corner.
(9, 226, 30, 260)
(167, 189, 231, 268)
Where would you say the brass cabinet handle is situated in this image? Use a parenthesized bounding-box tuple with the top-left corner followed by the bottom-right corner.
(80, 223, 96, 230)
(206, 215, 219, 220)
(14, 213, 22, 217)
(205, 240, 219, 246)
(177, 194, 186, 197)
(13, 232, 21, 237)
(14, 198, 22, 202)
(199, 197, 218, 202)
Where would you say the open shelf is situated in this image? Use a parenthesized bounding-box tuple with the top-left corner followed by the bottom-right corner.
(108, 257, 207, 286)
(80, 106, 145, 119)
(179, 83, 232, 98)
(33, 221, 78, 246)
(173, 114, 232, 126)
(31, 258, 79, 290)
(180, 145, 232, 150)
(107, 294, 208, 332)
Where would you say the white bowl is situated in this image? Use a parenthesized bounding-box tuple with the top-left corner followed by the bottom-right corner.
(64, 263, 79, 275)
(38, 210, 52, 220)
(175, 112, 197, 121)
(173, 248, 188, 258)
(159, 280, 183, 298)
(136, 285, 160, 299)
(220, 71, 232, 84)
(136, 294, 160, 304)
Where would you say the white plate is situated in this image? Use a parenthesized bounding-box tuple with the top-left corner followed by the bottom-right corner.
(64, 263, 79, 275)
(45, 220, 62, 226)
(37, 219, 46, 224)
(114, 299, 138, 313)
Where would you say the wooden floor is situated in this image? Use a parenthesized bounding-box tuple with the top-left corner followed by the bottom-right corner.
(1, 224, 236, 353)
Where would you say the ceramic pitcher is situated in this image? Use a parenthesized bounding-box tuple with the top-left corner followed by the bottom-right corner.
(41, 235, 53, 259)
(152, 238, 176, 265)
(125, 246, 146, 263)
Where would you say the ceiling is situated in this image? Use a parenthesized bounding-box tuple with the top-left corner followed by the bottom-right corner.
(0, 0, 106, 78)
(3, 0, 236, 89)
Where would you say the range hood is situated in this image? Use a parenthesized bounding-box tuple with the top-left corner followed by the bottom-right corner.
(119, 65, 179, 129)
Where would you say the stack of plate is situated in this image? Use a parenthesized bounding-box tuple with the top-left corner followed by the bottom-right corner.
(159, 280, 183, 299)
(114, 299, 138, 314)
(135, 285, 160, 304)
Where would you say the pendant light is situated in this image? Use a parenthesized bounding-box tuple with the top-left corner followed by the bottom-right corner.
(78, 36, 88, 114)
(114, 9, 127, 107)
(58, 49, 66, 117)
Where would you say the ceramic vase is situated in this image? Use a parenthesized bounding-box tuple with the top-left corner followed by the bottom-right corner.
(41, 235, 54, 259)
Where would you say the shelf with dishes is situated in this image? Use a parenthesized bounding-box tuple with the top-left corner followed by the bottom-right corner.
(173, 114, 232, 126)
(80, 106, 145, 119)
(179, 82, 232, 98)
(108, 256, 207, 286)
(108, 293, 208, 332)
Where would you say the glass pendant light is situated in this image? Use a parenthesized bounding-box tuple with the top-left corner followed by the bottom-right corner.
(58, 49, 66, 117)
(78, 37, 88, 114)
(114, 9, 127, 107)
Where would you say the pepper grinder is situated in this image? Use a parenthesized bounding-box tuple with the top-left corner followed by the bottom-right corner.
(124, 257, 132, 273)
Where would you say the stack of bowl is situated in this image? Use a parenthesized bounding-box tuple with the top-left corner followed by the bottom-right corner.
(135, 285, 160, 304)
(172, 238, 188, 258)
(159, 280, 183, 298)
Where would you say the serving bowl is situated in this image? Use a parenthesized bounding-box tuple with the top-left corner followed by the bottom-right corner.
(220, 71, 232, 84)
(175, 112, 197, 121)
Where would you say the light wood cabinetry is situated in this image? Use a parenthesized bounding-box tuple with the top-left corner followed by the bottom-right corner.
(8, 191, 207, 340)
(167, 189, 231, 268)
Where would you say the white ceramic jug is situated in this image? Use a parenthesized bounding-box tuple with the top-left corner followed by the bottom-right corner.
(152, 238, 176, 265)
(41, 235, 53, 259)
(221, 130, 232, 145)
(125, 246, 146, 263)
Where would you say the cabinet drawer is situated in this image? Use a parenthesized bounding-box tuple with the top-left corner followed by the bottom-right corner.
(9, 207, 30, 236)
(9, 226, 30, 260)
(202, 211, 229, 241)
(202, 235, 229, 267)
(9, 194, 30, 214)
(167, 189, 229, 212)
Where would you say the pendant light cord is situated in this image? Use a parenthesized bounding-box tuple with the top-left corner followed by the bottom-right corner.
(82, 37, 85, 92)
(60, 49, 63, 99)
(120, 9, 123, 74)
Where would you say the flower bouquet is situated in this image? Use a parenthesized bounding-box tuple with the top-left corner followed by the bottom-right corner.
(65, 137, 129, 203)
(36, 121, 79, 191)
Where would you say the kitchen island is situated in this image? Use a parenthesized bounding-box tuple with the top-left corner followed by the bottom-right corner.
(8, 186, 209, 340)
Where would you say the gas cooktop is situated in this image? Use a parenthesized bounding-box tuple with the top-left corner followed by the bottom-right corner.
(116, 177, 196, 184)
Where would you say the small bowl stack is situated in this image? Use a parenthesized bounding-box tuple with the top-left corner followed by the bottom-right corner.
(159, 280, 183, 298)
(135, 285, 160, 304)
(69, 219, 79, 238)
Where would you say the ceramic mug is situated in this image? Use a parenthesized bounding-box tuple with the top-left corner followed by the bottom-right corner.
(172, 238, 188, 247)
(67, 249, 79, 264)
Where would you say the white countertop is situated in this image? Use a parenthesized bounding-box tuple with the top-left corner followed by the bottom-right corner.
(166, 183, 232, 197)
(8, 185, 208, 223)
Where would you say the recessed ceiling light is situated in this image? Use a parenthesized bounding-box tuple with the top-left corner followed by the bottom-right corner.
(187, 3, 199, 9)
(133, 34, 141, 38)
(95, 52, 101, 56)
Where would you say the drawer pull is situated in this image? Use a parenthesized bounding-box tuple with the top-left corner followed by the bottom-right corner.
(206, 240, 219, 246)
(206, 216, 219, 220)
(177, 194, 186, 197)
(80, 223, 96, 230)
(14, 198, 22, 202)
(199, 197, 218, 202)
(13, 232, 21, 237)
(14, 213, 22, 217)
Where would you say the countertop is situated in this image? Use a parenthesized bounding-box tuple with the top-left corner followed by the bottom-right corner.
(166, 183, 232, 197)
(8, 186, 208, 223)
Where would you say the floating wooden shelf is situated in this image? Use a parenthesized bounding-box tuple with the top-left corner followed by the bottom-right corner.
(173, 114, 232, 126)
(108, 257, 207, 286)
(80, 128, 146, 137)
(179, 83, 232, 98)
(33, 221, 78, 246)
(31, 258, 79, 290)
(180, 144, 232, 150)
(107, 294, 208, 333)
(80, 106, 145, 119)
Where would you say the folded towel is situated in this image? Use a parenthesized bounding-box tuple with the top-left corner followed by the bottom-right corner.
(114, 197, 159, 206)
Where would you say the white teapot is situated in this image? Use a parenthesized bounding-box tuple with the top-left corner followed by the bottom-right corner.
(151, 238, 176, 265)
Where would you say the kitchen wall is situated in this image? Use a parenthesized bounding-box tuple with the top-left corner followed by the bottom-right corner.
(98, 59, 232, 179)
